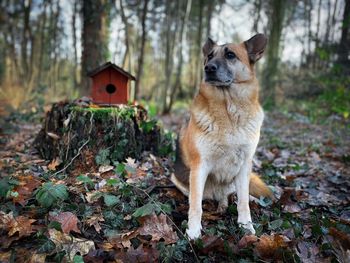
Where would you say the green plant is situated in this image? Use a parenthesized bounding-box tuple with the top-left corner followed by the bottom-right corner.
(35, 182, 68, 208)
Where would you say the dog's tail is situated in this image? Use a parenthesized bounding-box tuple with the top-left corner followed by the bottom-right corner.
(249, 173, 274, 200)
(171, 138, 190, 196)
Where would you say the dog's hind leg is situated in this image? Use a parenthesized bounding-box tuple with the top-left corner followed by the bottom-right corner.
(215, 183, 235, 213)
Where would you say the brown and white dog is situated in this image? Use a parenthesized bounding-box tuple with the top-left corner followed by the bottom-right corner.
(171, 34, 273, 240)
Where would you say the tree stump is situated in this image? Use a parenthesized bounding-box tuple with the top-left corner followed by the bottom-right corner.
(34, 101, 173, 173)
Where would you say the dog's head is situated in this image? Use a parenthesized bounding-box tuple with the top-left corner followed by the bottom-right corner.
(202, 34, 267, 87)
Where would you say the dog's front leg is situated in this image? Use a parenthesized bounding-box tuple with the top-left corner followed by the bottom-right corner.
(235, 162, 255, 234)
(186, 163, 209, 239)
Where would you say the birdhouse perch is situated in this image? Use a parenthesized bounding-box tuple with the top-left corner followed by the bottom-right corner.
(88, 62, 136, 105)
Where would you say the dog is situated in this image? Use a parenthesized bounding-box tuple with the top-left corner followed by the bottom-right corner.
(171, 34, 273, 240)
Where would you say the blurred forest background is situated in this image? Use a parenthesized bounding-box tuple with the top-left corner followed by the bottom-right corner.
(0, 0, 349, 118)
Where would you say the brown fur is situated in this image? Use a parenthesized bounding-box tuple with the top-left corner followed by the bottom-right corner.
(172, 34, 272, 238)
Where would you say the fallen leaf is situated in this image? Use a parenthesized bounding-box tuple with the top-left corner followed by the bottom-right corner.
(12, 175, 41, 206)
(200, 235, 226, 254)
(108, 230, 138, 249)
(138, 213, 178, 244)
(125, 157, 137, 169)
(7, 214, 36, 237)
(254, 234, 290, 260)
(98, 165, 114, 173)
(49, 211, 81, 234)
(238, 234, 258, 249)
(115, 245, 159, 263)
(48, 158, 61, 171)
(329, 227, 350, 251)
(85, 191, 103, 203)
(47, 132, 60, 140)
(295, 241, 319, 263)
(85, 214, 104, 233)
(0, 251, 11, 262)
(0, 211, 14, 229)
(49, 229, 95, 260)
(29, 253, 46, 263)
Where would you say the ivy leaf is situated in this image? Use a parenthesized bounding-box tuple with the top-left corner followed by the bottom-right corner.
(76, 175, 94, 186)
(35, 182, 68, 208)
(73, 255, 84, 263)
(37, 237, 56, 254)
(268, 219, 283, 230)
(133, 202, 158, 218)
(103, 194, 120, 207)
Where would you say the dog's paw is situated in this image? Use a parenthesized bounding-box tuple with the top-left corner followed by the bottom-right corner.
(186, 225, 202, 240)
(238, 221, 256, 235)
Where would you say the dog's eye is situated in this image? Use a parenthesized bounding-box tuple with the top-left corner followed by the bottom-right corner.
(226, 52, 236, 60)
(208, 53, 214, 60)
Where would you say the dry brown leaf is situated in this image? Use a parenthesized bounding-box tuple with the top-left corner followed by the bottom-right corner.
(108, 230, 139, 249)
(49, 211, 81, 234)
(8, 215, 36, 237)
(85, 191, 103, 203)
(238, 234, 258, 249)
(0, 251, 11, 262)
(138, 213, 178, 244)
(329, 227, 350, 250)
(12, 175, 41, 206)
(29, 253, 46, 263)
(47, 132, 60, 140)
(115, 245, 159, 263)
(48, 157, 61, 171)
(254, 234, 290, 260)
(98, 165, 114, 173)
(85, 214, 105, 233)
(49, 229, 95, 260)
(0, 211, 14, 229)
(199, 235, 226, 254)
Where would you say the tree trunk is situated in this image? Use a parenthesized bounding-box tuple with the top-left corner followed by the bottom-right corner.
(81, 0, 109, 96)
(193, 0, 203, 94)
(313, 0, 322, 69)
(119, 0, 130, 69)
(337, 0, 350, 73)
(72, 0, 79, 89)
(134, 0, 149, 100)
(163, 0, 192, 113)
(330, 0, 338, 43)
(21, 0, 32, 83)
(37, 1, 48, 85)
(262, 0, 287, 107)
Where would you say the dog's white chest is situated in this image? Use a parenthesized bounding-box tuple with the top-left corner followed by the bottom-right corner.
(195, 108, 263, 183)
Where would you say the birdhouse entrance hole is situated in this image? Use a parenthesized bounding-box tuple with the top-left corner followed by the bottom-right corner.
(106, 84, 117, 94)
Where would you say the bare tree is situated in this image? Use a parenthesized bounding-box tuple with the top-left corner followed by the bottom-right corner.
(262, 0, 287, 106)
(72, 0, 79, 88)
(81, 0, 109, 95)
(134, 0, 150, 100)
(337, 0, 350, 73)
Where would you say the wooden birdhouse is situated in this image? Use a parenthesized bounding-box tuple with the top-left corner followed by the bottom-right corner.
(88, 62, 136, 105)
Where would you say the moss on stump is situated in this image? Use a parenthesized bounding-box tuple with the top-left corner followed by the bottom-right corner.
(34, 101, 173, 173)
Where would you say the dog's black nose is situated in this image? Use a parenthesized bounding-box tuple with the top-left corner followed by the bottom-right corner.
(205, 63, 217, 72)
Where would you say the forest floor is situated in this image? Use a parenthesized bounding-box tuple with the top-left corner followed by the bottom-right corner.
(0, 106, 350, 262)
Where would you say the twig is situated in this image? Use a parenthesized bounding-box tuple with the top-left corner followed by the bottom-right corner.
(53, 112, 94, 177)
(52, 139, 90, 177)
(131, 184, 200, 263)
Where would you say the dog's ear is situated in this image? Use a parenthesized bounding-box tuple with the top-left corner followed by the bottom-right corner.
(202, 37, 216, 56)
(244, 34, 267, 63)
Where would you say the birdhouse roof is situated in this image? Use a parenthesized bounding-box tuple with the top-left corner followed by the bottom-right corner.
(87, 62, 136, 80)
